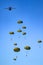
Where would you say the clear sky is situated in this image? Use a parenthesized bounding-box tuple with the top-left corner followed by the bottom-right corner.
(0, 0, 43, 65)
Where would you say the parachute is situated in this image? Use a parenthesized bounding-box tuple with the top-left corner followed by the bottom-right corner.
(9, 32, 14, 34)
(22, 32, 26, 35)
(37, 40, 42, 48)
(22, 26, 26, 29)
(24, 46, 31, 50)
(38, 40, 42, 43)
(17, 29, 22, 32)
(13, 47, 20, 52)
(17, 20, 23, 24)
(14, 43, 17, 46)
(13, 58, 16, 61)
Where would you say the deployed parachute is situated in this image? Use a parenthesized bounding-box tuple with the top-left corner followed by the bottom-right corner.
(13, 47, 20, 52)
(22, 32, 26, 35)
(24, 46, 31, 50)
(13, 58, 16, 61)
(22, 26, 26, 29)
(13, 56, 17, 61)
(38, 40, 42, 43)
(9, 32, 14, 40)
(5, 6, 16, 11)
(9, 32, 14, 34)
(14, 43, 17, 46)
(37, 40, 42, 48)
(17, 20, 23, 24)
(17, 29, 22, 32)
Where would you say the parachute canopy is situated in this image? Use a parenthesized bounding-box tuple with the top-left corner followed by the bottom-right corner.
(14, 43, 17, 46)
(22, 26, 26, 29)
(17, 20, 23, 24)
(22, 32, 26, 35)
(13, 47, 20, 52)
(38, 40, 42, 43)
(13, 58, 16, 61)
(17, 29, 22, 32)
(9, 32, 14, 34)
(24, 46, 31, 50)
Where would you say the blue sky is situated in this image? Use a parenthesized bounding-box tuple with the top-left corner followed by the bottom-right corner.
(0, 0, 43, 65)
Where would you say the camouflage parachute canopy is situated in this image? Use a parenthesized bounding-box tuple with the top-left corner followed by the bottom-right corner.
(17, 20, 23, 24)
(24, 46, 31, 50)
(13, 58, 16, 61)
(17, 29, 22, 32)
(14, 43, 17, 46)
(13, 47, 20, 52)
(22, 32, 26, 35)
(9, 32, 14, 34)
(38, 40, 42, 43)
(22, 26, 26, 29)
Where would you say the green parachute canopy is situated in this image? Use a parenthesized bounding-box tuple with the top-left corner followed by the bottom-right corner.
(13, 58, 16, 61)
(17, 29, 22, 32)
(22, 26, 26, 29)
(14, 43, 17, 46)
(9, 32, 14, 34)
(38, 40, 42, 43)
(22, 32, 26, 35)
(13, 47, 20, 52)
(17, 20, 23, 24)
(24, 46, 31, 50)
